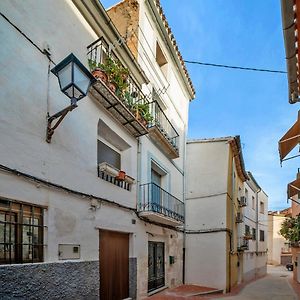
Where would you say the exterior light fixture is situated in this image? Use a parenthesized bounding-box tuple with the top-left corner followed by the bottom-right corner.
(47, 53, 95, 143)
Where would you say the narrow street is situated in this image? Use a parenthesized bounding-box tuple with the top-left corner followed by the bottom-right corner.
(216, 266, 298, 300)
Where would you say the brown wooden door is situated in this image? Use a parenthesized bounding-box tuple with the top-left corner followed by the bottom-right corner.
(99, 230, 129, 300)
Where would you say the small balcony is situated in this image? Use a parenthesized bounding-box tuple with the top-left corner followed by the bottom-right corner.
(237, 239, 249, 251)
(87, 37, 149, 138)
(239, 196, 247, 207)
(138, 183, 184, 226)
(236, 212, 244, 223)
(148, 101, 179, 159)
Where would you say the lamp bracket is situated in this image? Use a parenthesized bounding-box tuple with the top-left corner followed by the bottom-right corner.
(46, 102, 77, 143)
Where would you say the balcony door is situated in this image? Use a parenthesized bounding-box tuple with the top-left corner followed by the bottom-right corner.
(151, 169, 162, 212)
(148, 241, 165, 292)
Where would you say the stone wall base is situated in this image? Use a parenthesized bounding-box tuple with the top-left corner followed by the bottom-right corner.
(0, 260, 99, 300)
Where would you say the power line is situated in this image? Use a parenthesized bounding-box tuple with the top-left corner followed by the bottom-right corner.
(184, 60, 287, 74)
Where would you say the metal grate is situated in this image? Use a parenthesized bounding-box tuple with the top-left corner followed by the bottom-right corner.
(0, 198, 45, 264)
(97, 169, 131, 191)
(138, 183, 184, 222)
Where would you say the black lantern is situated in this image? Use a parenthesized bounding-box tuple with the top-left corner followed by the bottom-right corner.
(46, 53, 95, 143)
(51, 53, 95, 106)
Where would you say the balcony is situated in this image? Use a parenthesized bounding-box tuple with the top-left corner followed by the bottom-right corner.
(239, 196, 247, 207)
(236, 212, 244, 223)
(237, 239, 249, 251)
(138, 183, 184, 226)
(148, 101, 179, 159)
(87, 37, 149, 138)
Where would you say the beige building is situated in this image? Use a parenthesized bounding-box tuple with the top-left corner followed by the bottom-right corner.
(267, 208, 292, 266)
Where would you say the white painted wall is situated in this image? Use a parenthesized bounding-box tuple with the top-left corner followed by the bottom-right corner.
(0, 0, 191, 298)
(267, 214, 288, 265)
(185, 140, 230, 290)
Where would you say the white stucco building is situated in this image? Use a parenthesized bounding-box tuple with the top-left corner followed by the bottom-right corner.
(184, 137, 268, 292)
(0, 0, 195, 299)
(242, 172, 268, 282)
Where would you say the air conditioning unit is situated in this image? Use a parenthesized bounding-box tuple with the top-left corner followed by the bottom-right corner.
(236, 212, 243, 223)
(239, 196, 247, 207)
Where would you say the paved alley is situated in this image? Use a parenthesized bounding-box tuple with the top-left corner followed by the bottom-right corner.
(216, 265, 299, 300)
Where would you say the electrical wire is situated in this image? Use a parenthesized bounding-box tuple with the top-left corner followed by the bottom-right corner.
(184, 60, 287, 74)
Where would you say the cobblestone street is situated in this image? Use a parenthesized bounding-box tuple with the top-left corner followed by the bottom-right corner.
(215, 266, 298, 300)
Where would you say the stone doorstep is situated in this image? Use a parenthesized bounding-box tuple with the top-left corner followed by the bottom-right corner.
(186, 289, 224, 297)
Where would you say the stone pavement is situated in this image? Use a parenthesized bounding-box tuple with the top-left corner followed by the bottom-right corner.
(215, 265, 299, 300)
(146, 265, 300, 299)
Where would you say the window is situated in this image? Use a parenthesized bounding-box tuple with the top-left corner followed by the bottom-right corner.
(0, 199, 44, 264)
(245, 188, 248, 201)
(252, 196, 255, 210)
(260, 201, 264, 214)
(245, 225, 250, 235)
(97, 140, 120, 169)
(259, 230, 265, 241)
(252, 228, 256, 240)
(156, 42, 168, 77)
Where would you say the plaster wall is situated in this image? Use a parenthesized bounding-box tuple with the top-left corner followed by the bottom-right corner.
(267, 215, 287, 265)
(185, 232, 227, 290)
(0, 0, 187, 298)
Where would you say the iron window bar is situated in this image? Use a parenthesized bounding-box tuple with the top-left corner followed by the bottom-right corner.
(87, 37, 150, 137)
(148, 100, 179, 151)
(138, 183, 184, 222)
(97, 169, 131, 191)
(0, 198, 45, 264)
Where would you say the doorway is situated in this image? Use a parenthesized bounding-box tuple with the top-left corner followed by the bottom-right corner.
(151, 169, 162, 212)
(99, 230, 129, 300)
(148, 241, 165, 292)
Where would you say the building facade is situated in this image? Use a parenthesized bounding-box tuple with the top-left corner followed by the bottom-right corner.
(185, 137, 249, 292)
(280, 0, 300, 285)
(267, 209, 292, 266)
(0, 0, 194, 299)
(242, 172, 268, 282)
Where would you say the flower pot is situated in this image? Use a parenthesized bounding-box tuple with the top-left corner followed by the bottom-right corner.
(107, 81, 117, 94)
(116, 170, 126, 181)
(92, 68, 108, 83)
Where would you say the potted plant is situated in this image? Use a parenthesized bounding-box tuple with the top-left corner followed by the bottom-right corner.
(88, 59, 108, 83)
(132, 102, 153, 126)
(116, 170, 126, 181)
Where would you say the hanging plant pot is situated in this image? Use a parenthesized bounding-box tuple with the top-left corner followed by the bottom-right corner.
(92, 68, 108, 83)
(107, 81, 117, 94)
(116, 170, 126, 181)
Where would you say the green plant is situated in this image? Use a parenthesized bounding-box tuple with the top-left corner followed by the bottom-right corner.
(88, 58, 106, 72)
(279, 216, 300, 244)
(132, 102, 153, 123)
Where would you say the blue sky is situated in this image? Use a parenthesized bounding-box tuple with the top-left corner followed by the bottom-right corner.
(101, 0, 298, 211)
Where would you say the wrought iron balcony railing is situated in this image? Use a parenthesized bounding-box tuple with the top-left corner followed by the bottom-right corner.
(148, 101, 179, 158)
(237, 239, 249, 251)
(87, 37, 149, 137)
(138, 183, 184, 223)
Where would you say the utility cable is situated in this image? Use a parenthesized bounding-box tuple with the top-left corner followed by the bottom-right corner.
(184, 60, 287, 74)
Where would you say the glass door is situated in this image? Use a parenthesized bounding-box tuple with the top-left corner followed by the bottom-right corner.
(151, 169, 162, 212)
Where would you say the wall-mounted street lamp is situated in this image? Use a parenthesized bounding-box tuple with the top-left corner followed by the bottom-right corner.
(47, 53, 95, 143)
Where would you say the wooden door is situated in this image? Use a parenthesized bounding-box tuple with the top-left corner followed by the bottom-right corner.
(99, 230, 129, 300)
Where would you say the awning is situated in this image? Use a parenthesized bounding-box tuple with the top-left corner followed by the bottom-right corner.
(279, 112, 300, 161)
(287, 177, 300, 199)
